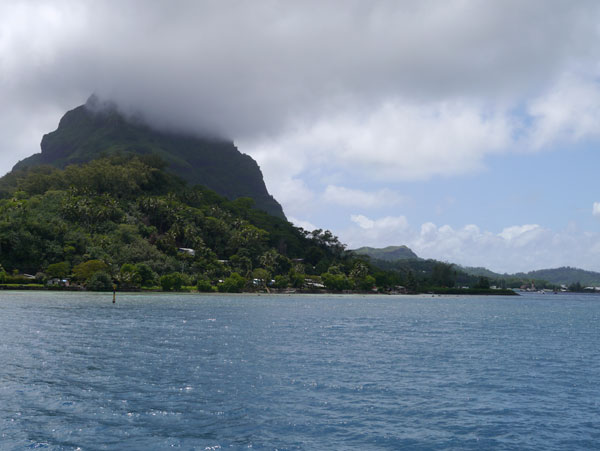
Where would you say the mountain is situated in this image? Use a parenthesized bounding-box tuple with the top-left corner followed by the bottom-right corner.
(12, 96, 285, 219)
(352, 245, 418, 261)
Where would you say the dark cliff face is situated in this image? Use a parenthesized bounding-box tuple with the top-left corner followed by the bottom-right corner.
(13, 100, 286, 219)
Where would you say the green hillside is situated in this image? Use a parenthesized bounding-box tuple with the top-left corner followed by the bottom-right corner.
(12, 96, 285, 218)
(0, 155, 374, 292)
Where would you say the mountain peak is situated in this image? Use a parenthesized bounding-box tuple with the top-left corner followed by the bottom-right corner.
(84, 93, 113, 111)
(13, 99, 285, 219)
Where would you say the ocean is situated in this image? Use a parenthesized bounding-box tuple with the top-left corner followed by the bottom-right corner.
(1, 291, 598, 450)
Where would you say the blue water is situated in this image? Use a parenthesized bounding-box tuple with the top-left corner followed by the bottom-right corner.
(1, 292, 599, 450)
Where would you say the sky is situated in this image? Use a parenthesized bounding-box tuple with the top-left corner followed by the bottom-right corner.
(2, 0, 600, 273)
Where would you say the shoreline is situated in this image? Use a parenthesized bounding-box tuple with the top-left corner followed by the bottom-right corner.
(0, 284, 519, 296)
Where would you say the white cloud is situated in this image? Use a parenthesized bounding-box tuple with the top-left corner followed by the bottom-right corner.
(323, 185, 406, 208)
(350, 214, 409, 231)
(271, 177, 315, 216)
(246, 100, 513, 185)
(341, 214, 600, 273)
(498, 224, 542, 243)
(347, 214, 410, 246)
(528, 74, 600, 149)
(247, 71, 600, 208)
(351, 214, 375, 229)
(288, 217, 318, 232)
(593, 202, 600, 217)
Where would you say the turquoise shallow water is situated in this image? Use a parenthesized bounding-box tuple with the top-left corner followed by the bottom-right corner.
(0, 291, 599, 450)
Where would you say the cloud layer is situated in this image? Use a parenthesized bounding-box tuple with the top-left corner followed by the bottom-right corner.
(3, 0, 600, 176)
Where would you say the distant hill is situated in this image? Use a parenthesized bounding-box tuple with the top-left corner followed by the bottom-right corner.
(352, 245, 600, 287)
(462, 265, 600, 287)
(352, 245, 418, 261)
(12, 96, 285, 219)
(461, 266, 507, 278)
(519, 267, 600, 287)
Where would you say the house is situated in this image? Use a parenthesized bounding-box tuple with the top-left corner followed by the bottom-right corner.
(47, 278, 70, 287)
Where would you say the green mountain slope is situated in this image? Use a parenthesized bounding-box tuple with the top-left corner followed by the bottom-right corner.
(12, 96, 285, 218)
(352, 245, 418, 261)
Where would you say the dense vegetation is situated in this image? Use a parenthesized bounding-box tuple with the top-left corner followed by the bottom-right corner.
(0, 155, 378, 292)
(366, 258, 515, 293)
(370, 257, 599, 292)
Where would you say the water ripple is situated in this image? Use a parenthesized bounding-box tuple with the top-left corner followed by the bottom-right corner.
(0, 292, 599, 449)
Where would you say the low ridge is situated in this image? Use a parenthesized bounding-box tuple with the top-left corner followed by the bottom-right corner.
(352, 245, 418, 261)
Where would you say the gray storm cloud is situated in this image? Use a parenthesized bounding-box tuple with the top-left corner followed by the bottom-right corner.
(1, 0, 600, 176)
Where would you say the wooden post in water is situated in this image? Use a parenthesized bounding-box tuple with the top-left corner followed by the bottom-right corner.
(113, 284, 116, 304)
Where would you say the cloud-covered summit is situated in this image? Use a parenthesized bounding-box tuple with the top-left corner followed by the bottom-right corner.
(3, 1, 600, 175)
